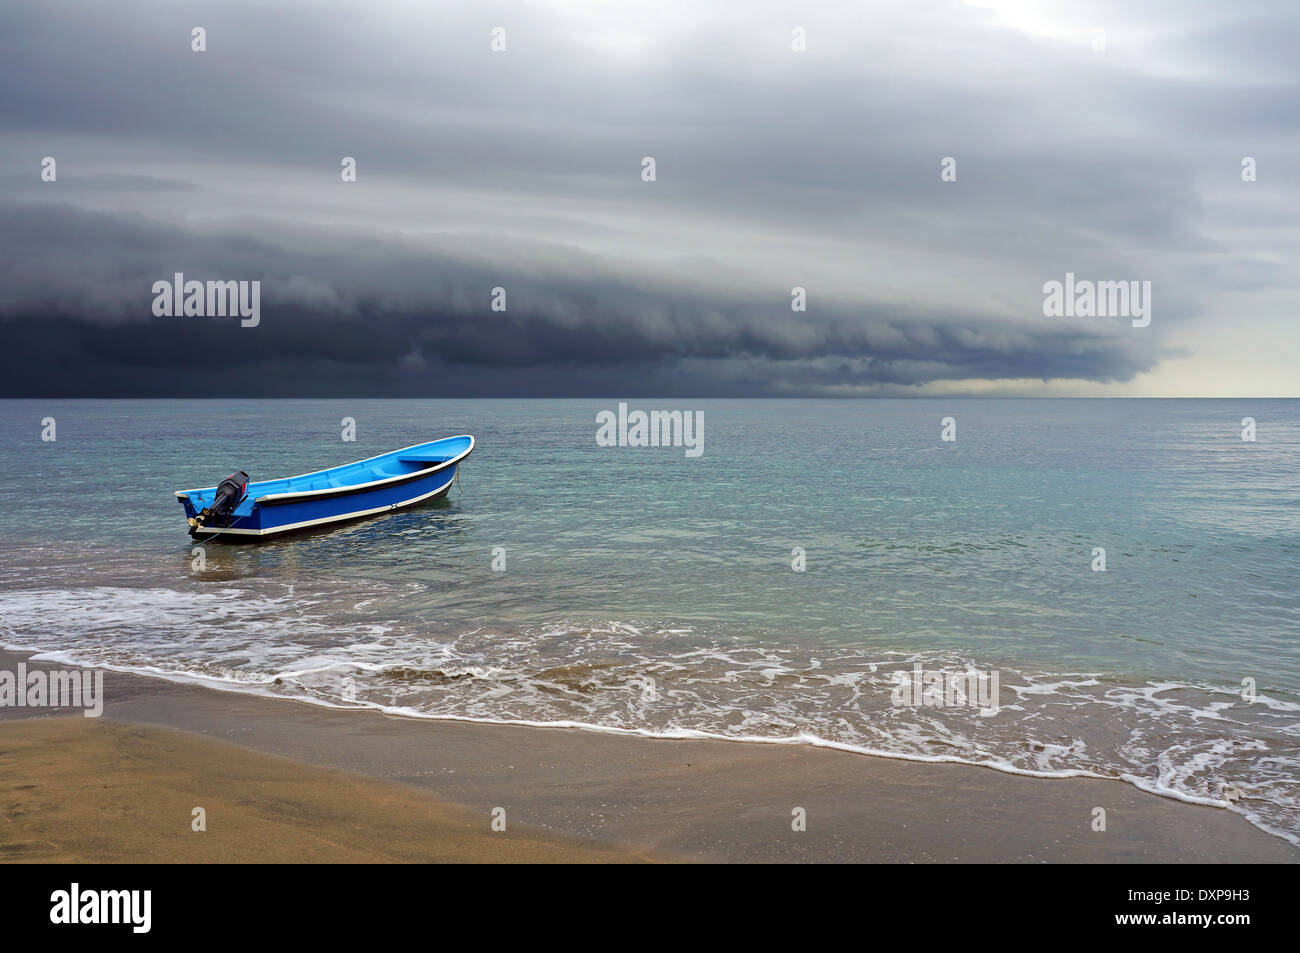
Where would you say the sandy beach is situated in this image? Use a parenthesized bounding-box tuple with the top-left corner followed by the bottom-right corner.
(0, 716, 653, 863)
(2, 651, 1294, 863)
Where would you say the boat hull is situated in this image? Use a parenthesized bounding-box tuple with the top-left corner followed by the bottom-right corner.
(175, 436, 472, 541)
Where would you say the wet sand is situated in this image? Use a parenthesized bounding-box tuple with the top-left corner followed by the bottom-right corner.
(0, 716, 654, 863)
(2, 651, 1295, 863)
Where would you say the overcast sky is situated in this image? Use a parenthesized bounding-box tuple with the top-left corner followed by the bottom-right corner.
(1, 0, 1296, 396)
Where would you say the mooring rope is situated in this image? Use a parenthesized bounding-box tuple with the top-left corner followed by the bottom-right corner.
(169, 493, 249, 553)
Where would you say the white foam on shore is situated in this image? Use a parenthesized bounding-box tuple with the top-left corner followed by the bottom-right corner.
(14, 636, 1297, 845)
(3, 584, 1299, 849)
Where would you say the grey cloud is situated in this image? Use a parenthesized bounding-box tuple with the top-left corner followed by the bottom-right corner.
(0, 0, 1295, 396)
(0, 202, 1164, 396)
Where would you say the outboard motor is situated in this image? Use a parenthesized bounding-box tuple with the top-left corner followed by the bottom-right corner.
(189, 470, 250, 531)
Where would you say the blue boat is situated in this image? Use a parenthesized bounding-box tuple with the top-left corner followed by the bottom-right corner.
(175, 435, 474, 541)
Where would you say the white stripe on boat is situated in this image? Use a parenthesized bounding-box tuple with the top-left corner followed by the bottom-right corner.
(197, 473, 457, 537)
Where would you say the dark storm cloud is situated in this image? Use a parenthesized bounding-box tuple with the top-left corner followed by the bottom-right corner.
(0, 0, 1295, 395)
(0, 202, 1162, 396)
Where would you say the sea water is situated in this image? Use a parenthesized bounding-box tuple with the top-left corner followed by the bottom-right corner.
(1, 398, 1297, 843)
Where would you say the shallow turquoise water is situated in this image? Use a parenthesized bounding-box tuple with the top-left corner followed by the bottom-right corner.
(2, 399, 1298, 842)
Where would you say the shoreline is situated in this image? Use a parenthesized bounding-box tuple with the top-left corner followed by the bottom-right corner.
(2, 649, 1296, 863)
(5, 640, 1268, 808)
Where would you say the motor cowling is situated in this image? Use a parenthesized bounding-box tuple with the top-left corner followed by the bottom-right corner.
(189, 470, 250, 530)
